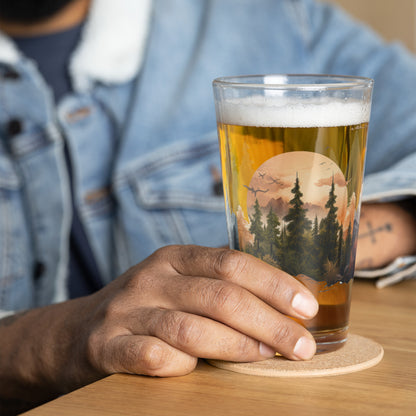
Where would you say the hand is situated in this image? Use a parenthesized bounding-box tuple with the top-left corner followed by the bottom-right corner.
(85, 245, 319, 378)
(0, 245, 318, 413)
(356, 202, 416, 269)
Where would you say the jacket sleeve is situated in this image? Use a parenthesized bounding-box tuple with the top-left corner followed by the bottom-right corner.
(297, 0, 416, 202)
(295, 0, 416, 285)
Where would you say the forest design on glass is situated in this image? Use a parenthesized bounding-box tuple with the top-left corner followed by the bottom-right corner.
(238, 151, 357, 285)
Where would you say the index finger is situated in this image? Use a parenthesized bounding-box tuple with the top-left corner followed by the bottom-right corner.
(154, 245, 318, 320)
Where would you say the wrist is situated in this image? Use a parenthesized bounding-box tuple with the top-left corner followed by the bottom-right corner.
(44, 296, 103, 393)
(0, 296, 100, 406)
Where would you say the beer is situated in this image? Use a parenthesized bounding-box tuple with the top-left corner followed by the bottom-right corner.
(216, 94, 370, 352)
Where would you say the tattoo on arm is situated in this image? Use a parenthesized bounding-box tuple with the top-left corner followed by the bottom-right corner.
(359, 221, 392, 243)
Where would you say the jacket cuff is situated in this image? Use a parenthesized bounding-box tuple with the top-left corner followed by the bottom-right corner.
(362, 153, 416, 203)
(355, 256, 416, 288)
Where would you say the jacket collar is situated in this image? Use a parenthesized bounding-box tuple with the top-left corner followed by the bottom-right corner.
(0, 0, 153, 91)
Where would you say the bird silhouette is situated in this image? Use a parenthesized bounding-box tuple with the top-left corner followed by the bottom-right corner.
(267, 176, 283, 185)
(243, 185, 269, 197)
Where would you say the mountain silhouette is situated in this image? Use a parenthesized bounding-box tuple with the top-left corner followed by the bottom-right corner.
(262, 198, 327, 220)
(263, 197, 288, 217)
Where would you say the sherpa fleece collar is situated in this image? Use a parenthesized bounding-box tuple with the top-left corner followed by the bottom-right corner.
(0, 0, 153, 91)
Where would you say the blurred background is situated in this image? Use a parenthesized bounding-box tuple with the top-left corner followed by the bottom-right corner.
(329, 0, 416, 52)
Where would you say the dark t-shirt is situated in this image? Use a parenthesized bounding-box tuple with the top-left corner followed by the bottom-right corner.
(13, 25, 104, 298)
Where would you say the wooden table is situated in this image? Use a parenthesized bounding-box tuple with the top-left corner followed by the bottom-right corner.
(25, 279, 416, 416)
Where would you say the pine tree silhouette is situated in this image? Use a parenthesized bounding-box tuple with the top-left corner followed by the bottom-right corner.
(283, 173, 311, 275)
(264, 207, 280, 259)
(319, 175, 339, 266)
(249, 198, 264, 255)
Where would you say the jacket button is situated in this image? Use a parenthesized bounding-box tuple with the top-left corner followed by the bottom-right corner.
(6, 118, 23, 136)
(3, 68, 20, 80)
(33, 261, 46, 281)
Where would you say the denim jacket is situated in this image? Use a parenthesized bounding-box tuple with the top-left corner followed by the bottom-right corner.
(0, 0, 415, 315)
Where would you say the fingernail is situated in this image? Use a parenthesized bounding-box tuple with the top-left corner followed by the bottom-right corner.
(259, 342, 276, 358)
(293, 337, 316, 360)
(291, 293, 319, 319)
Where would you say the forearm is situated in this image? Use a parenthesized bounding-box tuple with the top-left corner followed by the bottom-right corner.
(0, 296, 100, 413)
(356, 201, 416, 269)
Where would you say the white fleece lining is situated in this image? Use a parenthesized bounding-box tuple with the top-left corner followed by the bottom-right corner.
(0, 31, 20, 64)
(0, 0, 153, 91)
(69, 0, 153, 91)
(0, 309, 15, 319)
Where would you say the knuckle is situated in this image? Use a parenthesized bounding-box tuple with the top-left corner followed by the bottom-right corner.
(209, 282, 246, 316)
(151, 244, 196, 275)
(100, 298, 123, 322)
(159, 311, 202, 349)
(265, 272, 287, 300)
(270, 323, 293, 347)
(137, 340, 169, 374)
(151, 244, 184, 265)
(175, 314, 203, 348)
(213, 249, 249, 281)
(122, 267, 156, 298)
(152, 244, 177, 260)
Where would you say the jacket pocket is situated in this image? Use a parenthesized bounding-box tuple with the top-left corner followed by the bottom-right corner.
(114, 133, 229, 267)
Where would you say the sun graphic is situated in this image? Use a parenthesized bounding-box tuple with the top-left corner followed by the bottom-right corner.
(246, 151, 348, 223)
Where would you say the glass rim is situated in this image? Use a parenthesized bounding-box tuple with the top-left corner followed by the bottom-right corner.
(213, 74, 374, 91)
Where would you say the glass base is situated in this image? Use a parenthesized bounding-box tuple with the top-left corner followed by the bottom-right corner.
(312, 327, 349, 353)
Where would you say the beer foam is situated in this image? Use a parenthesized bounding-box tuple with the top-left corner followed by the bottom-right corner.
(219, 96, 370, 127)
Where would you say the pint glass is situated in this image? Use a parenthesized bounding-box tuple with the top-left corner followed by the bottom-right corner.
(213, 74, 373, 352)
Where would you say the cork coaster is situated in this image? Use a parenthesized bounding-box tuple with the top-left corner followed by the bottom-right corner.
(207, 334, 383, 377)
